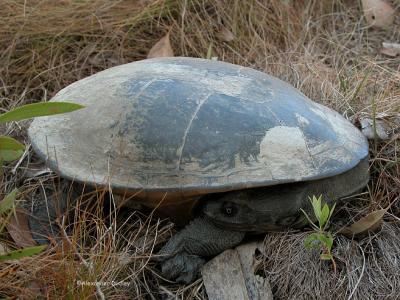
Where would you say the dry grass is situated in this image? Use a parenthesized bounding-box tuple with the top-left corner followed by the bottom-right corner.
(261, 221, 400, 300)
(0, 0, 399, 299)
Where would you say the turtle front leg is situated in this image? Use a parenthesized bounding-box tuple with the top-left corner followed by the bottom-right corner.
(158, 217, 245, 283)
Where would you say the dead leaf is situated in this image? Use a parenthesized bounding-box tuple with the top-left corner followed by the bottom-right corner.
(339, 208, 388, 237)
(217, 27, 235, 42)
(361, 0, 395, 28)
(7, 208, 37, 248)
(147, 31, 174, 58)
(380, 42, 400, 57)
(380, 47, 399, 57)
(360, 113, 400, 140)
(360, 118, 390, 140)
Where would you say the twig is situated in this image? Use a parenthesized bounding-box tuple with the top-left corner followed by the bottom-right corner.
(11, 144, 30, 175)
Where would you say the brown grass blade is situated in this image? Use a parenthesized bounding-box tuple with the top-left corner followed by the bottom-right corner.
(217, 26, 235, 42)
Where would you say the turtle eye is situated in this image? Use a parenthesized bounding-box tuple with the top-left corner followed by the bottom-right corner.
(222, 203, 237, 217)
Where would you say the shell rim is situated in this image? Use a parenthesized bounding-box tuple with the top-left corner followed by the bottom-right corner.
(30, 136, 369, 194)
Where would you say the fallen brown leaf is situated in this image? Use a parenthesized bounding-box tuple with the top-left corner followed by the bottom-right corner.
(7, 208, 37, 247)
(361, 0, 395, 28)
(380, 47, 399, 57)
(380, 42, 400, 57)
(360, 113, 400, 140)
(147, 31, 174, 58)
(217, 26, 235, 42)
(339, 208, 389, 237)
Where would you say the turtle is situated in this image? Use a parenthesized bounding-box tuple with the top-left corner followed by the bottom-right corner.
(28, 57, 369, 284)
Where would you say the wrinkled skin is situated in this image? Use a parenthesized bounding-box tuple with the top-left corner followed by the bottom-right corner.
(158, 217, 244, 283)
(158, 159, 369, 283)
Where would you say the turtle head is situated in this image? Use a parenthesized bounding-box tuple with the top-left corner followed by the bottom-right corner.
(202, 184, 309, 232)
(202, 190, 261, 231)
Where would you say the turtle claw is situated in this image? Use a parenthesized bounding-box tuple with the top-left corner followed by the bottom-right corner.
(161, 252, 205, 284)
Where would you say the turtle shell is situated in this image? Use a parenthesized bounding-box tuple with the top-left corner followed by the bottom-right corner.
(28, 57, 368, 205)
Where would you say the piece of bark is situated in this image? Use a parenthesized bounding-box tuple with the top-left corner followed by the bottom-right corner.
(237, 242, 273, 300)
(202, 242, 273, 300)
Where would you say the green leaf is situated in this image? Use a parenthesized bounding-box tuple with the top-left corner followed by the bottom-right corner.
(0, 137, 24, 151)
(0, 245, 46, 262)
(0, 102, 85, 124)
(304, 232, 334, 253)
(328, 202, 336, 221)
(325, 234, 333, 250)
(0, 149, 24, 162)
(320, 204, 330, 229)
(311, 195, 322, 222)
(0, 136, 25, 162)
(318, 233, 333, 251)
(304, 233, 322, 250)
(0, 188, 18, 215)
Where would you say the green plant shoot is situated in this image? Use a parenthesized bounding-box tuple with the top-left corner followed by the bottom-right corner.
(0, 188, 18, 215)
(0, 101, 84, 262)
(301, 195, 336, 264)
(0, 245, 47, 262)
(0, 102, 84, 124)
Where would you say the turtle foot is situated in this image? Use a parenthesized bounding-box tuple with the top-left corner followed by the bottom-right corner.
(157, 216, 245, 283)
(161, 252, 205, 284)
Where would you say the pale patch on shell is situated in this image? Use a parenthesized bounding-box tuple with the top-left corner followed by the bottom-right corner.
(259, 126, 315, 180)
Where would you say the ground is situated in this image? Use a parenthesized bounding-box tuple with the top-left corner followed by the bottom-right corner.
(0, 0, 399, 299)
